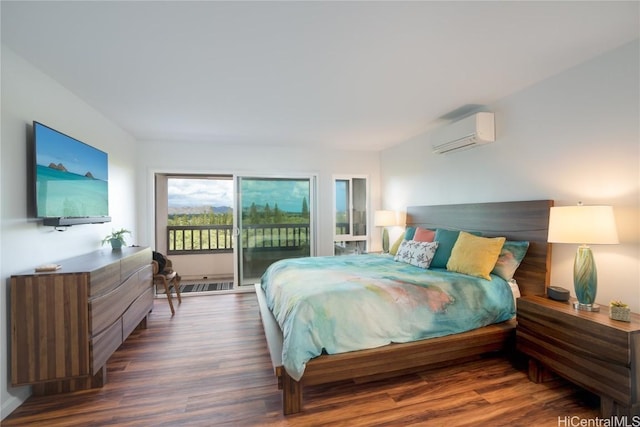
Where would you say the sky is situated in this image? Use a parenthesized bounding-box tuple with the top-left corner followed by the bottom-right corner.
(240, 178, 309, 212)
(168, 177, 311, 212)
(168, 178, 233, 208)
(36, 122, 108, 181)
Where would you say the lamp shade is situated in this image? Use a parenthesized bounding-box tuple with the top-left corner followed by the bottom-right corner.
(374, 210, 397, 227)
(547, 205, 619, 245)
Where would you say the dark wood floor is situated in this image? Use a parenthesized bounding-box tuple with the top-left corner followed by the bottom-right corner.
(4, 292, 599, 426)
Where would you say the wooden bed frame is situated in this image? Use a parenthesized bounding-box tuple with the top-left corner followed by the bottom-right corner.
(255, 199, 553, 414)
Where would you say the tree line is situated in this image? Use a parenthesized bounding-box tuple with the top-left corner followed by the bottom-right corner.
(168, 198, 309, 226)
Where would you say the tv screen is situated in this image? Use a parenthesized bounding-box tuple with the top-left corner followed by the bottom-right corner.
(33, 121, 110, 223)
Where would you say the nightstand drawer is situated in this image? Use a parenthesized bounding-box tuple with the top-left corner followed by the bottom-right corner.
(516, 295, 640, 417)
(517, 326, 631, 405)
(517, 298, 631, 366)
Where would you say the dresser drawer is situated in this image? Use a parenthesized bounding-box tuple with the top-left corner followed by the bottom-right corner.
(121, 247, 151, 280)
(91, 317, 123, 375)
(123, 287, 153, 338)
(89, 262, 121, 298)
(90, 264, 152, 337)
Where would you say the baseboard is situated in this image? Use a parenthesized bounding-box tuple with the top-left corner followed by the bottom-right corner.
(1, 385, 31, 420)
(181, 275, 234, 282)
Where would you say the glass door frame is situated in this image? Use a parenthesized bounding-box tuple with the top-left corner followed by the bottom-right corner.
(234, 173, 317, 287)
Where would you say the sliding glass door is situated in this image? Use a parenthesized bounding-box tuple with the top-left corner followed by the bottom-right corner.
(236, 176, 315, 286)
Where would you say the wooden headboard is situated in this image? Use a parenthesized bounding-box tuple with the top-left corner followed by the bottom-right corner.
(407, 200, 553, 296)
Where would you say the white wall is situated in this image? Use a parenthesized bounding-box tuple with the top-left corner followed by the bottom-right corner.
(381, 40, 640, 312)
(134, 141, 382, 260)
(1, 47, 139, 418)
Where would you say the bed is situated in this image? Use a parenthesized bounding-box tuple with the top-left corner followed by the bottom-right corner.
(255, 200, 553, 414)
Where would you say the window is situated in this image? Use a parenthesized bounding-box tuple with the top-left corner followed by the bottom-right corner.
(166, 176, 233, 254)
(333, 176, 368, 255)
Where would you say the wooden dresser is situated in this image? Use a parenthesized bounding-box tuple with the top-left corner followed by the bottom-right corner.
(517, 294, 640, 417)
(11, 246, 153, 395)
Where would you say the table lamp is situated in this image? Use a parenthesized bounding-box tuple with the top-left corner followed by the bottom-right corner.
(374, 210, 397, 253)
(547, 203, 619, 311)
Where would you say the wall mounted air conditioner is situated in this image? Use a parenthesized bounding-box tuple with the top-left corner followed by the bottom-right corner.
(431, 112, 495, 154)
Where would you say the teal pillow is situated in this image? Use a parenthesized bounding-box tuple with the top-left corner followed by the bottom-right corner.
(491, 241, 529, 281)
(431, 228, 481, 269)
(404, 226, 416, 240)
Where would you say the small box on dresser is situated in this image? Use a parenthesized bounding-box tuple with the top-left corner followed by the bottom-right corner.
(610, 305, 631, 322)
(516, 294, 640, 418)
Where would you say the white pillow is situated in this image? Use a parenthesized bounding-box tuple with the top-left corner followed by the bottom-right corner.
(394, 240, 439, 269)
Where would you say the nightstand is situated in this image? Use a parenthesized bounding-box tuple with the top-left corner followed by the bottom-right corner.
(516, 295, 640, 417)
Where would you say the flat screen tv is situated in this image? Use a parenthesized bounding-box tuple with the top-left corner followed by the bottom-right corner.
(32, 121, 111, 226)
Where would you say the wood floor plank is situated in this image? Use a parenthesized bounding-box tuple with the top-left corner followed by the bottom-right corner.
(3, 292, 599, 426)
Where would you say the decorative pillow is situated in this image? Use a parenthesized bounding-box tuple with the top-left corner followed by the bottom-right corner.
(394, 240, 439, 269)
(389, 234, 405, 256)
(404, 226, 416, 240)
(430, 228, 480, 269)
(413, 227, 435, 242)
(491, 240, 530, 281)
(446, 231, 506, 280)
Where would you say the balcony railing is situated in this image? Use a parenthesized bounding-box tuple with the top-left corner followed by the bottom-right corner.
(167, 225, 233, 255)
(167, 223, 310, 255)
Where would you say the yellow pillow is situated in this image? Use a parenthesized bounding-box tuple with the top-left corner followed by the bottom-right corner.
(389, 234, 404, 255)
(446, 231, 506, 280)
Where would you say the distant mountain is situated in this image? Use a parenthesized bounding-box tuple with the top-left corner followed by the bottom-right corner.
(48, 162, 67, 172)
(168, 205, 232, 215)
(48, 162, 98, 180)
(211, 206, 232, 214)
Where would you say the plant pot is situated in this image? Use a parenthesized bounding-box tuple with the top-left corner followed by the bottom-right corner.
(109, 238, 123, 250)
(610, 306, 630, 322)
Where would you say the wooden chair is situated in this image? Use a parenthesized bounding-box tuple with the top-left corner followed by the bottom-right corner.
(152, 258, 182, 315)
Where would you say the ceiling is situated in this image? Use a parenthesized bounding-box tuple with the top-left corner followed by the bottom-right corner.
(2, 1, 638, 151)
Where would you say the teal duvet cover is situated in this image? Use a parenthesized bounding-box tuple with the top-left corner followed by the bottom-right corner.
(261, 254, 515, 381)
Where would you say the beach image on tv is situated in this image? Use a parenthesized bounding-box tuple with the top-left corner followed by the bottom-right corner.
(35, 123, 109, 218)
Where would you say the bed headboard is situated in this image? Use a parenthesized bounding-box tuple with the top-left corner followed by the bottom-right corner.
(406, 200, 553, 296)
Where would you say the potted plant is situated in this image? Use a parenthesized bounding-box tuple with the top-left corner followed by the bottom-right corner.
(609, 300, 631, 322)
(102, 228, 131, 250)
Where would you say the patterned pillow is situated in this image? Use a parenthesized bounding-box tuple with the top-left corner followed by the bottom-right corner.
(491, 241, 530, 281)
(394, 240, 439, 269)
